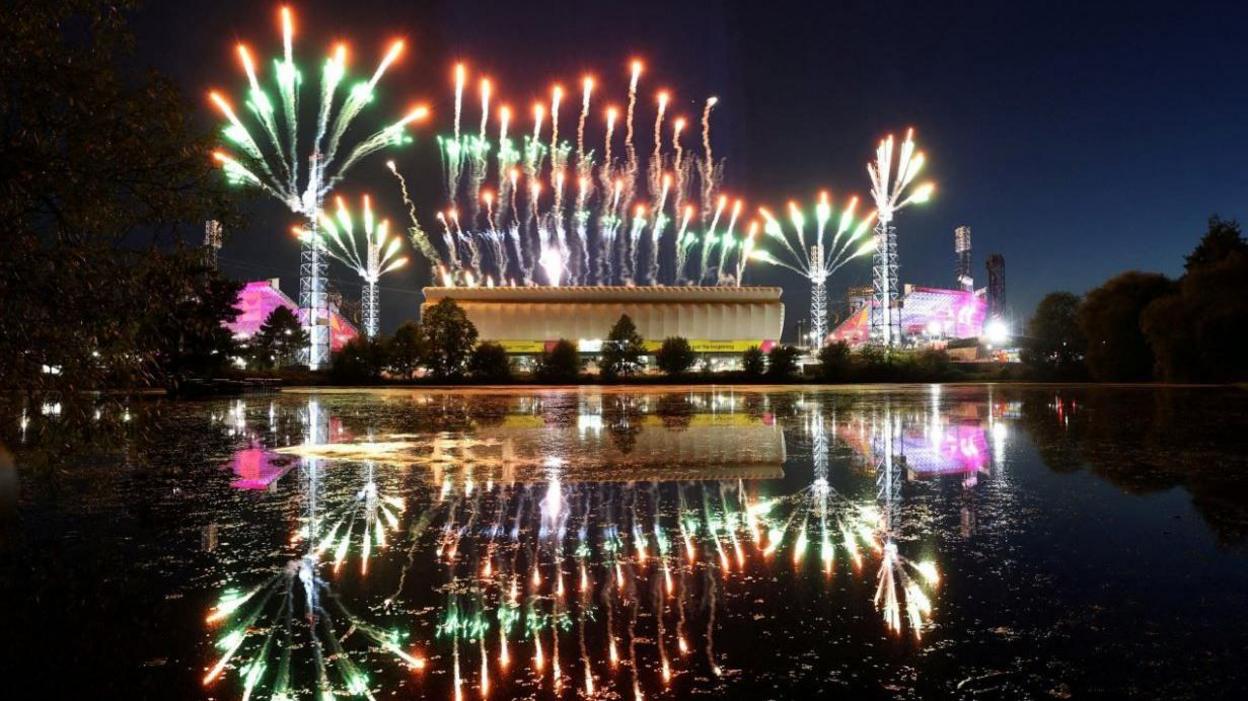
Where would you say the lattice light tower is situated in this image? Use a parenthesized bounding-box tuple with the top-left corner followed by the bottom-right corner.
(866, 130, 935, 347)
(753, 193, 878, 348)
(204, 219, 223, 269)
(208, 7, 429, 367)
(311, 194, 408, 340)
(955, 225, 973, 291)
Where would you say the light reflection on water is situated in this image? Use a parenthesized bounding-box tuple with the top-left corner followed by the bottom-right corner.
(200, 389, 994, 701)
(4, 385, 1248, 699)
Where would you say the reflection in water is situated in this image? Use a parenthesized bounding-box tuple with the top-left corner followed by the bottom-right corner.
(8, 386, 1248, 698)
(198, 390, 991, 700)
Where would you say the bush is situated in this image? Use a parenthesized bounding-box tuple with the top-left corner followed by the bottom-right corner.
(914, 348, 953, 380)
(655, 337, 696, 376)
(330, 336, 389, 383)
(766, 344, 801, 379)
(468, 342, 512, 382)
(599, 314, 645, 379)
(741, 346, 766, 378)
(816, 341, 852, 382)
(536, 339, 581, 383)
(387, 321, 424, 380)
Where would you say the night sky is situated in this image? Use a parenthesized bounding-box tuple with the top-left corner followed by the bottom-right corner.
(132, 0, 1248, 337)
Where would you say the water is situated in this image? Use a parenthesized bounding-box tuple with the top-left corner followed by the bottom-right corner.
(2, 385, 1247, 699)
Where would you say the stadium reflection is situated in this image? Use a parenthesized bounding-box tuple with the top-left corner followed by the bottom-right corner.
(204, 389, 1011, 700)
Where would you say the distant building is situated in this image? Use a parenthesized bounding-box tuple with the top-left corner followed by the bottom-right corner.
(829, 285, 987, 347)
(985, 254, 1006, 320)
(422, 286, 784, 356)
(227, 278, 358, 353)
(955, 226, 974, 291)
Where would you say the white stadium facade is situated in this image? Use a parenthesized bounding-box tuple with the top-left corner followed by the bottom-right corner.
(421, 286, 785, 356)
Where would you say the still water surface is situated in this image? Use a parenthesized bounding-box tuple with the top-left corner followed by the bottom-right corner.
(2, 385, 1247, 699)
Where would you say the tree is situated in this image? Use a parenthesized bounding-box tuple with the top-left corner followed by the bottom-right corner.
(741, 346, 766, 378)
(655, 337, 696, 376)
(252, 307, 308, 369)
(1022, 292, 1087, 378)
(330, 336, 389, 383)
(137, 254, 242, 391)
(469, 342, 513, 382)
(816, 342, 852, 382)
(387, 321, 425, 380)
(420, 298, 479, 380)
(599, 314, 645, 379)
(1184, 216, 1248, 274)
(766, 345, 801, 379)
(0, 0, 235, 402)
(1143, 220, 1248, 382)
(1078, 271, 1174, 381)
(536, 340, 581, 383)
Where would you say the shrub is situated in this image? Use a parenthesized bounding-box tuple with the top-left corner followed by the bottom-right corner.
(468, 342, 512, 382)
(741, 346, 766, 378)
(599, 314, 645, 379)
(537, 339, 581, 383)
(655, 337, 696, 376)
(816, 341, 852, 382)
(766, 344, 801, 379)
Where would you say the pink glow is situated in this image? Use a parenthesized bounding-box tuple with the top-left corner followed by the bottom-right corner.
(225, 279, 358, 352)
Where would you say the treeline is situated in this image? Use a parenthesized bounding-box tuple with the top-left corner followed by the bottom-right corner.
(321, 296, 989, 385)
(1022, 217, 1248, 382)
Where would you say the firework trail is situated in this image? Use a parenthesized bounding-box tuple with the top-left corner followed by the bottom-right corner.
(403, 60, 740, 288)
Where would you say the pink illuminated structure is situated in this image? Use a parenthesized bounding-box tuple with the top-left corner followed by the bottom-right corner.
(226, 279, 358, 353)
(829, 285, 987, 347)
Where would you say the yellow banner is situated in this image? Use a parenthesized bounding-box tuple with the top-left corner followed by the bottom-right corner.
(642, 339, 767, 353)
(497, 339, 768, 353)
(497, 340, 547, 353)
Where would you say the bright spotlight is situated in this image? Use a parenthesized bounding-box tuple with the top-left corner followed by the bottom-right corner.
(984, 318, 1010, 345)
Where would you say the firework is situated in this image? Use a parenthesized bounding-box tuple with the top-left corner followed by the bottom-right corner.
(866, 128, 935, 346)
(389, 60, 742, 288)
(209, 6, 428, 367)
(297, 194, 408, 339)
(751, 192, 878, 345)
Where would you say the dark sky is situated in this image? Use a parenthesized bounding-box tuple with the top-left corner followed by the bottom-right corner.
(132, 0, 1248, 337)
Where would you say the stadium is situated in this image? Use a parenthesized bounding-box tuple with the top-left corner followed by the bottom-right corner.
(421, 286, 785, 358)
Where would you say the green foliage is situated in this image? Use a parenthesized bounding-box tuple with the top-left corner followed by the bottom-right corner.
(420, 298, 479, 380)
(469, 342, 513, 382)
(1078, 271, 1174, 381)
(741, 346, 766, 378)
(766, 344, 801, 379)
(816, 342, 852, 382)
(0, 0, 235, 400)
(848, 345, 956, 382)
(387, 321, 424, 380)
(655, 337, 697, 376)
(330, 336, 390, 383)
(1022, 292, 1087, 379)
(252, 307, 308, 369)
(537, 340, 581, 383)
(599, 314, 645, 379)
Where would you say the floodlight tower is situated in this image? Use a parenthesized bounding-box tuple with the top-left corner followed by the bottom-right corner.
(866, 129, 935, 347)
(955, 226, 973, 291)
(204, 219, 223, 269)
(809, 242, 828, 346)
